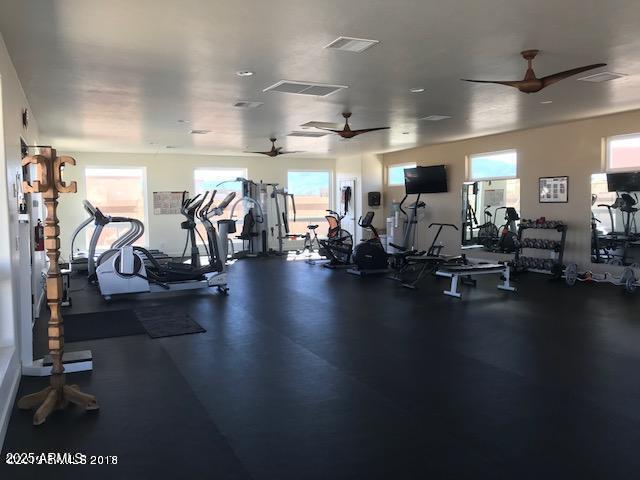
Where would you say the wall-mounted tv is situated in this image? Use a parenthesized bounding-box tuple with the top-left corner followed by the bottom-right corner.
(607, 172, 640, 192)
(404, 165, 448, 194)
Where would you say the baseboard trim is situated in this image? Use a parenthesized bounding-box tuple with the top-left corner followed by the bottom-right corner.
(0, 349, 21, 451)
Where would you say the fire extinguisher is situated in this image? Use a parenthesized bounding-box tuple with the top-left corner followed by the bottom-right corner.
(34, 219, 44, 251)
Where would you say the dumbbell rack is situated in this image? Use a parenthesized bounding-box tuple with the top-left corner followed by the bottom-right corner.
(514, 221, 568, 276)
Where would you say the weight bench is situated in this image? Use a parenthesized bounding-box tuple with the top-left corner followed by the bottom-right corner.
(435, 263, 516, 298)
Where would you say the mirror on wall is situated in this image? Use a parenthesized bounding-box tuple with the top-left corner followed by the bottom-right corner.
(591, 172, 640, 266)
(461, 179, 521, 251)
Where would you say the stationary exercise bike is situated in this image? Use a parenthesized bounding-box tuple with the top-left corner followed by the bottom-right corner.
(348, 212, 389, 276)
(318, 209, 354, 266)
(477, 205, 499, 247)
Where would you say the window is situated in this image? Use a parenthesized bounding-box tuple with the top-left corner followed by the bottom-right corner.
(193, 168, 247, 242)
(287, 171, 331, 235)
(85, 167, 147, 250)
(606, 133, 640, 172)
(591, 173, 620, 233)
(388, 163, 416, 186)
(469, 150, 517, 181)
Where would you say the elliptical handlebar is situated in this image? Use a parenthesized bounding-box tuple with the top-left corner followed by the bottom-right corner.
(198, 190, 217, 220)
(218, 191, 237, 210)
(83, 200, 97, 215)
(205, 191, 237, 219)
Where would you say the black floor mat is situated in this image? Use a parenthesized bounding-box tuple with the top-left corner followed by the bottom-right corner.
(134, 306, 206, 338)
(64, 309, 146, 342)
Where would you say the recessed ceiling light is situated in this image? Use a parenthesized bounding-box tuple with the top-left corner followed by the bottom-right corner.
(577, 71, 626, 83)
(540, 100, 553, 104)
(236, 70, 254, 77)
(325, 36, 379, 53)
(409, 88, 425, 93)
(190, 129, 211, 135)
(420, 115, 451, 122)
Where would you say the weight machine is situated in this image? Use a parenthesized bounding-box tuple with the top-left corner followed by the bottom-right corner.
(268, 183, 306, 254)
(217, 177, 270, 257)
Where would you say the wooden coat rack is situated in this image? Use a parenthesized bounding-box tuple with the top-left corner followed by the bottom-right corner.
(17, 147, 99, 425)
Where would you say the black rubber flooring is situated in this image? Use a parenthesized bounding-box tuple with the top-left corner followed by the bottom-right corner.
(2, 257, 640, 479)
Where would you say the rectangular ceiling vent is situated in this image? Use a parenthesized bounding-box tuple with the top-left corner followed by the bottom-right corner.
(190, 129, 211, 135)
(577, 72, 626, 83)
(420, 115, 451, 122)
(325, 36, 379, 53)
(287, 131, 329, 138)
(263, 81, 347, 97)
(234, 101, 263, 108)
(300, 121, 340, 129)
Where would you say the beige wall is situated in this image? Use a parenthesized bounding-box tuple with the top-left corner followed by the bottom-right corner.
(383, 109, 640, 269)
(335, 154, 362, 242)
(57, 151, 335, 259)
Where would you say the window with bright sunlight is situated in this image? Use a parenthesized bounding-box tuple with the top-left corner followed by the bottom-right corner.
(287, 171, 331, 235)
(607, 133, 640, 172)
(388, 163, 416, 186)
(85, 167, 147, 250)
(469, 150, 517, 181)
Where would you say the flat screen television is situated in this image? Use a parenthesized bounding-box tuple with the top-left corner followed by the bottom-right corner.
(607, 172, 640, 192)
(404, 165, 448, 194)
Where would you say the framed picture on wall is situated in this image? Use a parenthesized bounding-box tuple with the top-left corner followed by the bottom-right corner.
(539, 176, 569, 203)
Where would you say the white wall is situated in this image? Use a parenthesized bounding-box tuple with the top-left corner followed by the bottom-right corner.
(383, 109, 640, 270)
(57, 151, 336, 259)
(0, 31, 41, 448)
(334, 152, 385, 243)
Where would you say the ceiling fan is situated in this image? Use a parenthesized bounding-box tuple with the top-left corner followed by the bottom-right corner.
(461, 50, 606, 94)
(249, 138, 300, 157)
(317, 112, 390, 139)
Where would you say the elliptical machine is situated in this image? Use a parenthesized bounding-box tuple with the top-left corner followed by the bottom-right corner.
(388, 194, 426, 253)
(95, 190, 236, 299)
(348, 212, 389, 276)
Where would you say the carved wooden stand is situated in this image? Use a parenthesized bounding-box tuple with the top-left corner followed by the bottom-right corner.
(17, 147, 99, 425)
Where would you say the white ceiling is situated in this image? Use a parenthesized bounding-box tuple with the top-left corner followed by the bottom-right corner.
(1, 0, 640, 158)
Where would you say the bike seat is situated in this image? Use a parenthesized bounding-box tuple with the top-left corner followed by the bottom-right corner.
(308, 225, 319, 230)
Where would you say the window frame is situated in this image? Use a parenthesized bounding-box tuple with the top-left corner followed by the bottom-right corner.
(192, 167, 249, 197)
(605, 133, 640, 173)
(468, 149, 518, 182)
(387, 162, 416, 186)
(84, 165, 149, 247)
(286, 169, 334, 221)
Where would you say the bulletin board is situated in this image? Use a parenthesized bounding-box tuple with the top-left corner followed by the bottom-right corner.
(484, 189, 505, 208)
(539, 176, 568, 203)
(153, 191, 184, 215)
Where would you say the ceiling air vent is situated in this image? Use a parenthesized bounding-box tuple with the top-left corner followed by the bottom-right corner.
(420, 115, 451, 122)
(325, 36, 379, 53)
(190, 129, 211, 135)
(263, 81, 347, 97)
(234, 101, 263, 108)
(287, 131, 329, 138)
(300, 121, 340, 129)
(577, 72, 626, 83)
